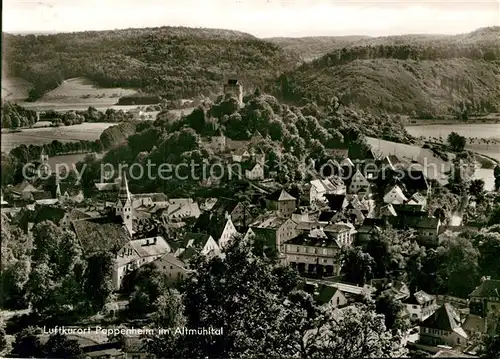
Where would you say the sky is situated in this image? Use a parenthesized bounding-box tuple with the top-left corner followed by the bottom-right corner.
(2, 0, 499, 37)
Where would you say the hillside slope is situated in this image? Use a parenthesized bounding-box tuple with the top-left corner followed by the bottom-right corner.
(277, 58, 500, 116)
(269, 27, 500, 63)
(2, 26, 298, 101)
(274, 27, 500, 116)
(266, 35, 370, 62)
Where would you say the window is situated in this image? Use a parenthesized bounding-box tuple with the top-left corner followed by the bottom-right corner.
(170, 266, 173, 269)
(323, 249, 327, 255)
(412, 305, 418, 309)
(337, 297, 340, 306)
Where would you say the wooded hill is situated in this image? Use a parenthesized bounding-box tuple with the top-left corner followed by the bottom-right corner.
(2, 26, 500, 117)
(272, 27, 500, 117)
(2, 26, 297, 101)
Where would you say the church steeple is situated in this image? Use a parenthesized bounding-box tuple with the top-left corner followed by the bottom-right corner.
(117, 170, 131, 205)
(115, 170, 133, 236)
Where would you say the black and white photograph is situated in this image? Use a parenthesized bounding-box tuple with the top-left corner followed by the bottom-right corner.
(1, 0, 500, 358)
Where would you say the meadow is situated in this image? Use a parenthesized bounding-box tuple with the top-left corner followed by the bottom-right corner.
(405, 124, 500, 162)
(1, 122, 115, 153)
(366, 136, 454, 184)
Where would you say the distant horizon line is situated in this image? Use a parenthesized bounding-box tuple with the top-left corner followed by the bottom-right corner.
(4, 24, 497, 39)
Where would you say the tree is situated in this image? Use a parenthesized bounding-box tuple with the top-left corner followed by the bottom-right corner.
(447, 131, 466, 152)
(340, 246, 375, 285)
(126, 263, 170, 316)
(152, 289, 185, 328)
(309, 304, 408, 358)
(0, 319, 6, 353)
(176, 237, 301, 358)
(437, 235, 480, 298)
(375, 293, 410, 333)
(468, 231, 500, 279)
(44, 333, 84, 359)
(482, 334, 500, 359)
(469, 179, 485, 198)
(10, 327, 44, 358)
(83, 252, 114, 312)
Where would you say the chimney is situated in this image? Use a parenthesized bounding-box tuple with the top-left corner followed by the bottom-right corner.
(153, 237, 157, 245)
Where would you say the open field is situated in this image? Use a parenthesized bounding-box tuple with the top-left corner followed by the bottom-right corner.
(366, 136, 453, 183)
(2, 76, 139, 110)
(1, 122, 116, 153)
(406, 124, 500, 161)
(36, 77, 136, 104)
(1, 76, 32, 101)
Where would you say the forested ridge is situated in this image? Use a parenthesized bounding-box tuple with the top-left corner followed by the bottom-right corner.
(2, 26, 298, 101)
(273, 26, 500, 116)
(2, 26, 500, 117)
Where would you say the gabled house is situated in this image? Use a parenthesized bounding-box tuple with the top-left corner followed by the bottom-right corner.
(266, 189, 296, 217)
(283, 223, 352, 276)
(383, 185, 408, 205)
(356, 218, 383, 245)
(208, 199, 254, 228)
(173, 232, 220, 259)
(152, 253, 193, 282)
(113, 236, 171, 290)
(71, 216, 131, 255)
(402, 169, 430, 196)
(56, 182, 85, 203)
(348, 170, 370, 194)
(131, 193, 168, 208)
(305, 280, 375, 304)
(244, 161, 264, 180)
(343, 200, 366, 225)
(249, 215, 298, 249)
(232, 148, 251, 163)
(309, 179, 344, 207)
(11, 180, 39, 200)
(408, 192, 427, 207)
(419, 303, 468, 347)
(380, 203, 397, 217)
(216, 216, 239, 248)
(60, 209, 92, 230)
(377, 280, 410, 301)
(469, 278, 500, 317)
(323, 223, 355, 247)
(388, 215, 441, 246)
(403, 290, 438, 322)
(323, 194, 348, 213)
(163, 199, 201, 220)
(313, 284, 349, 308)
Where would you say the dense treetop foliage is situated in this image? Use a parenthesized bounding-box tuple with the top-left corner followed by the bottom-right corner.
(3, 26, 499, 118)
(276, 58, 500, 117)
(1, 101, 38, 129)
(269, 27, 500, 62)
(272, 27, 500, 116)
(2, 26, 297, 101)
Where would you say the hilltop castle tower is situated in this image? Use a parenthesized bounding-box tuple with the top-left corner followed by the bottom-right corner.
(223, 79, 243, 107)
(115, 170, 133, 235)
